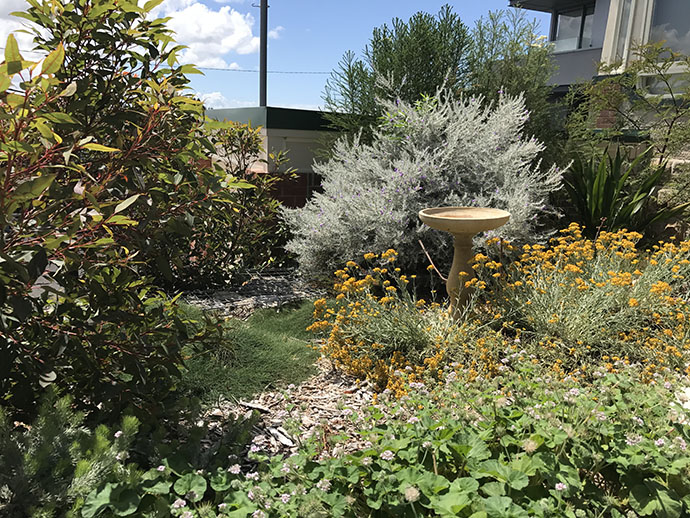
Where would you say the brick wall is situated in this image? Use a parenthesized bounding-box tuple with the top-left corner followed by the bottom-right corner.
(273, 171, 322, 208)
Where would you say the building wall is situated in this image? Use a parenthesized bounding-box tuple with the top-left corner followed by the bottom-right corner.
(265, 128, 326, 208)
(550, 47, 603, 85)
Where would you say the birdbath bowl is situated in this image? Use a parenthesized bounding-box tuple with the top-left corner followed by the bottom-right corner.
(419, 207, 510, 318)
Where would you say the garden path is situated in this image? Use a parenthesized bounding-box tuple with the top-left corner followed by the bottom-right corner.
(188, 272, 373, 463)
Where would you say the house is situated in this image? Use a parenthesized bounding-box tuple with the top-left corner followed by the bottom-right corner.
(510, 0, 690, 92)
(205, 106, 333, 207)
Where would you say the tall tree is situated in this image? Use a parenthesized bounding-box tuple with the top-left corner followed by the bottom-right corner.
(322, 4, 470, 146)
(321, 7, 560, 162)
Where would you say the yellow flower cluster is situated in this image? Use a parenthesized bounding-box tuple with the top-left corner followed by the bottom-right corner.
(477, 223, 690, 380)
(308, 227, 690, 398)
(306, 250, 466, 396)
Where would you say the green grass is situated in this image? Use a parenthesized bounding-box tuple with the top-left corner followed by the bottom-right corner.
(179, 300, 318, 403)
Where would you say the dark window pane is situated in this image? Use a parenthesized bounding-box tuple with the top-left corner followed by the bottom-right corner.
(554, 9, 581, 52)
(581, 6, 595, 48)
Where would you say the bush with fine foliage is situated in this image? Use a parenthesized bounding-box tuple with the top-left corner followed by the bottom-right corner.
(283, 90, 562, 278)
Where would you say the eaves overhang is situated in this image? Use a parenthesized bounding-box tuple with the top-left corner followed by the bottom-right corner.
(509, 0, 593, 13)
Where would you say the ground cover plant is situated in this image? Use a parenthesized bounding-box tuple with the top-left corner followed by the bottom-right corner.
(283, 90, 561, 280)
(63, 363, 690, 517)
(180, 302, 318, 403)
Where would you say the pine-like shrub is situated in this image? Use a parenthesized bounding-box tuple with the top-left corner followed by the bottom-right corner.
(0, 393, 137, 517)
(283, 91, 562, 279)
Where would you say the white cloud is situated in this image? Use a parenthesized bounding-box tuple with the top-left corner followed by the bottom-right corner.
(150, 0, 260, 69)
(197, 91, 255, 109)
(268, 25, 284, 40)
(0, 0, 47, 62)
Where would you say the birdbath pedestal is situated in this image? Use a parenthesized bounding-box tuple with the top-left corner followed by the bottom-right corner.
(419, 207, 510, 318)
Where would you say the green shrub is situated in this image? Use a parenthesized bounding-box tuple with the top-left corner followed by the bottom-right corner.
(564, 147, 690, 235)
(177, 120, 296, 289)
(0, 0, 248, 421)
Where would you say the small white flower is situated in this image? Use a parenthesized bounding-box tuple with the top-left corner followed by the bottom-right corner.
(228, 464, 241, 474)
(114, 430, 123, 439)
(316, 479, 331, 492)
(380, 450, 395, 461)
(404, 486, 420, 502)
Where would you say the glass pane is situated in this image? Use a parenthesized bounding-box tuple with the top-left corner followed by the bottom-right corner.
(616, 0, 632, 61)
(642, 75, 689, 96)
(554, 9, 581, 52)
(581, 6, 595, 49)
(651, 0, 690, 56)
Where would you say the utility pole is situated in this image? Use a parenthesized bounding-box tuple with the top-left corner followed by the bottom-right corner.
(259, 0, 268, 107)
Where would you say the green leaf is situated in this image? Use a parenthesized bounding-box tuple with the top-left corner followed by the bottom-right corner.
(178, 64, 202, 75)
(82, 143, 120, 152)
(5, 34, 23, 74)
(210, 470, 232, 491)
(144, 0, 165, 11)
(630, 481, 682, 518)
(60, 81, 77, 97)
(481, 496, 512, 516)
(82, 483, 116, 518)
(105, 215, 138, 226)
(0, 74, 10, 92)
(114, 194, 140, 214)
(41, 43, 64, 75)
(11, 174, 55, 203)
(173, 473, 207, 502)
(42, 112, 78, 124)
(110, 487, 141, 516)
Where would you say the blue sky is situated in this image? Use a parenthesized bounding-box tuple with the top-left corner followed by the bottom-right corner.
(189, 0, 550, 109)
(0, 0, 551, 110)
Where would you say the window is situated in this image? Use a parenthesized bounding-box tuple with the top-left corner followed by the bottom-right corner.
(552, 5, 595, 52)
(615, 0, 632, 61)
(650, 0, 690, 56)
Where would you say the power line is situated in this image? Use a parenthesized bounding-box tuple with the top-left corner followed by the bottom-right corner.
(198, 67, 329, 75)
(0, 47, 330, 75)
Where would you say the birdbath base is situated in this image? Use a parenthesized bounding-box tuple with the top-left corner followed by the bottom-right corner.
(418, 207, 511, 319)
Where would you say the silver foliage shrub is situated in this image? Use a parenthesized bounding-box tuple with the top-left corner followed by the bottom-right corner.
(283, 90, 562, 277)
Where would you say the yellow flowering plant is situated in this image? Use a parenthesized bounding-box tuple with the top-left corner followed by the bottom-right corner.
(308, 250, 518, 394)
(477, 223, 690, 378)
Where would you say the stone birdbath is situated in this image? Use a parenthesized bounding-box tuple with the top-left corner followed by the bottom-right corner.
(419, 207, 510, 318)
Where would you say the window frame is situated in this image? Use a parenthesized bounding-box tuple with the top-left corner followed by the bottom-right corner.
(550, 3, 596, 51)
